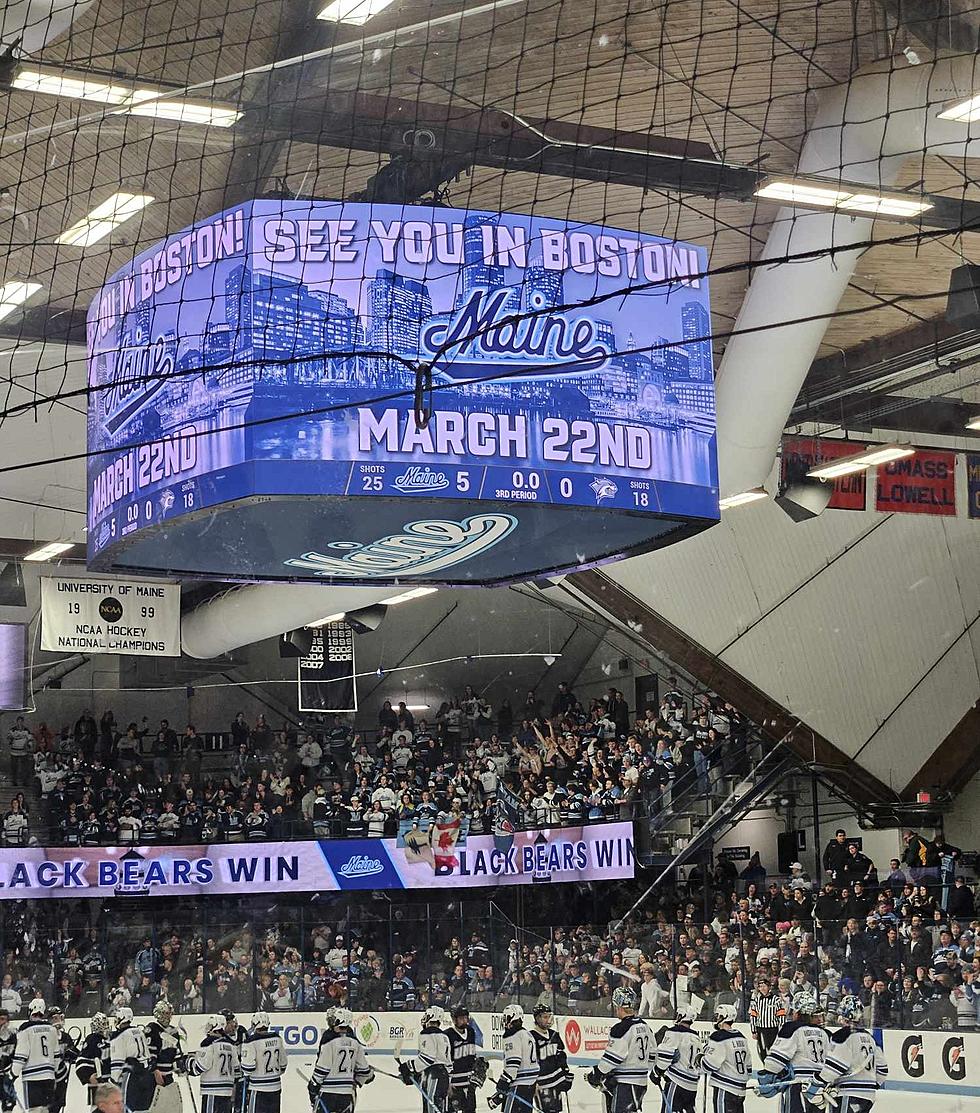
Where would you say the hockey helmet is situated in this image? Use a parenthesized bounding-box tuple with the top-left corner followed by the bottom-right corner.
(252, 1011, 271, 1030)
(90, 1013, 111, 1035)
(713, 1005, 737, 1026)
(326, 1007, 353, 1030)
(205, 1015, 225, 1035)
(421, 1006, 445, 1028)
(27, 998, 46, 1018)
(675, 1005, 699, 1023)
(47, 1005, 65, 1028)
(612, 986, 637, 1011)
(793, 992, 819, 1017)
(115, 1006, 134, 1026)
(153, 1000, 174, 1024)
(501, 1003, 524, 1026)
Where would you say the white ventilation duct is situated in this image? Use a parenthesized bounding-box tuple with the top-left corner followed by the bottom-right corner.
(715, 54, 980, 498)
(180, 583, 398, 659)
(1, 0, 95, 53)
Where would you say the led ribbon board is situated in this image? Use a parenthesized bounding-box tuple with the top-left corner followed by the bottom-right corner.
(86, 201, 719, 584)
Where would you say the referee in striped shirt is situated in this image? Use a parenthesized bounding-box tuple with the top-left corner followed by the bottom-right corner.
(749, 977, 785, 1057)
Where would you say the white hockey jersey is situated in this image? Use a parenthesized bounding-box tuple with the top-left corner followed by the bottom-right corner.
(500, 1026, 539, 1088)
(818, 1027, 887, 1098)
(595, 1016, 651, 1085)
(701, 1030, 751, 1095)
(188, 1035, 237, 1097)
(414, 1028, 452, 1074)
(311, 1030, 374, 1094)
(240, 1031, 287, 1092)
(109, 1024, 151, 1082)
(763, 1022, 829, 1080)
(655, 1025, 701, 1092)
(12, 1020, 60, 1083)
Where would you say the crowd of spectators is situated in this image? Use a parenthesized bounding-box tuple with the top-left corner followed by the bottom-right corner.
(1, 676, 748, 848)
(0, 825, 974, 1029)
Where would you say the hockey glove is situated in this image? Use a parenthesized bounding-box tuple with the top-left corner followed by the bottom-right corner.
(309, 1081, 320, 1106)
(473, 1059, 490, 1087)
(649, 1070, 663, 1088)
(556, 1071, 574, 1094)
(756, 1071, 782, 1098)
(586, 1067, 604, 1090)
(487, 1091, 504, 1109)
(399, 1061, 417, 1086)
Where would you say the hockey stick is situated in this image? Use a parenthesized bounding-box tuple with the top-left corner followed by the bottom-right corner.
(296, 1067, 332, 1113)
(489, 1080, 537, 1112)
(391, 1045, 448, 1113)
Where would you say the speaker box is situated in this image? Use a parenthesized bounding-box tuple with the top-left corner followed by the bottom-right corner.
(777, 831, 802, 875)
(947, 263, 980, 326)
(775, 477, 833, 522)
(279, 627, 315, 657)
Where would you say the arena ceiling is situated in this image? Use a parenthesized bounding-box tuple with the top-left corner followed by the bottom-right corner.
(0, 0, 978, 802)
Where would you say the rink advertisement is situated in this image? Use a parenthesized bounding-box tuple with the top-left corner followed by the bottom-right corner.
(0, 822, 633, 899)
(86, 200, 718, 586)
(39, 575, 180, 656)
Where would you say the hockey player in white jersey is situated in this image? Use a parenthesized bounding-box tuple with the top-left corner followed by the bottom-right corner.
(187, 1016, 238, 1113)
(11, 999, 59, 1113)
(652, 1005, 701, 1113)
(530, 1004, 572, 1113)
(586, 987, 651, 1113)
(110, 1007, 153, 1112)
(489, 1004, 538, 1113)
(701, 1005, 751, 1113)
(759, 992, 830, 1113)
(310, 1007, 374, 1113)
(48, 1005, 77, 1113)
(400, 1006, 452, 1113)
(813, 997, 887, 1113)
(240, 1012, 286, 1113)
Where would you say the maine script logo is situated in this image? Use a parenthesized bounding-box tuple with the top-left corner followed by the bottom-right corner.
(101, 335, 175, 437)
(393, 466, 450, 493)
(337, 854, 385, 878)
(419, 289, 611, 380)
(283, 513, 517, 579)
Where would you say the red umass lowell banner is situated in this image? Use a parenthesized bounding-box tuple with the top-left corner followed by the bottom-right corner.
(781, 437, 867, 510)
(875, 450, 957, 515)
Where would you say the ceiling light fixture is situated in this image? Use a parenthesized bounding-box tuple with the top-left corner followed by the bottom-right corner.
(405, 704, 430, 711)
(806, 443, 915, 480)
(381, 587, 438, 605)
(938, 94, 980, 124)
(12, 67, 241, 127)
(56, 192, 154, 247)
(0, 281, 42, 323)
(125, 99, 242, 127)
(23, 541, 75, 562)
(755, 179, 932, 218)
(718, 488, 768, 509)
(317, 0, 397, 24)
(967, 416, 980, 430)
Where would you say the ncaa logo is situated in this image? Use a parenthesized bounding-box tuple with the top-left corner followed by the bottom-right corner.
(901, 1035, 924, 1078)
(942, 1037, 966, 1080)
(564, 1019, 581, 1055)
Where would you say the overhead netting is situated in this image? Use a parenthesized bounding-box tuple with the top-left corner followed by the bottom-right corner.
(1, 0, 980, 495)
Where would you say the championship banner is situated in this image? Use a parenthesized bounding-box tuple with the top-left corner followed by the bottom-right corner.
(781, 437, 867, 510)
(968, 453, 980, 520)
(0, 822, 634, 900)
(298, 623, 357, 713)
(875, 449, 956, 515)
(39, 576, 180, 656)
